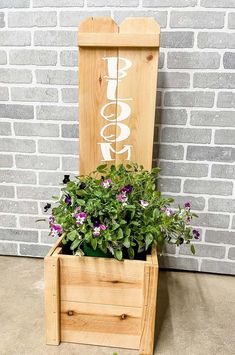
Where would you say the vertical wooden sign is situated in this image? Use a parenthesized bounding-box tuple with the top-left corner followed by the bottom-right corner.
(78, 17, 160, 175)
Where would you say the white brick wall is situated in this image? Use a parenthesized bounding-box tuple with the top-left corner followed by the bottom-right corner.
(0, 0, 234, 274)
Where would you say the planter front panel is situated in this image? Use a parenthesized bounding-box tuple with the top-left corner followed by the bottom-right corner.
(60, 256, 144, 307)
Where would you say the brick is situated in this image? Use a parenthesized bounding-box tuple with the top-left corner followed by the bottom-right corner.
(166, 195, 205, 211)
(161, 31, 194, 48)
(155, 144, 184, 160)
(217, 92, 235, 108)
(10, 49, 57, 66)
(201, 259, 235, 275)
(162, 244, 176, 255)
(0, 88, 9, 101)
(0, 138, 35, 153)
(215, 130, 235, 145)
(36, 105, 77, 121)
(114, 10, 167, 28)
(0, 0, 30, 8)
(61, 124, 78, 138)
(228, 248, 235, 260)
(0, 104, 34, 120)
(190, 111, 235, 127)
(156, 109, 187, 125)
(16, 154, 60, 170)
(223, 52, 235, 69)
(157, 72, 190, 88)
(0, 155, 13, 168)
(36, 69, 77, 85)
(0, 31, 31, 46)
(40, 231, 58, 245)
(62, 88, 78, 103)
(159, 255, 198, 271)
(187, 146, 235, 163)
(17, 186, 59, 200)
(206, 230, 235, 245)
(8, 11, 56, 27)
(0, 200, 38, 214)
(180, 243, 226, 259)
(20, 243, 50, 257)
(201, 0, 235, 7)
(170, 11, 224, 29)
(60, 50, 77, 67)
(162, 127, 211, 144)
(0, 170, 36, 184)
(34, 30, 76, 46)
(38, 139, 78, 155)
(209, 198, 235, 213)
(193, 213, 230, 229)
(0, 242, 18, 256)
(0, 50, 7, 64)
(0, 228, 38, 243)
(164, 91, 214, 107)
(194, 73, 235, 89)
(184, 179, 232, 196)
(62, 156, 78, 172)
(159, 161, 208, 177)
(167, 51, 220, 69)
(0, 186, 14, 198)
(39, 171, 71, 186)
(157, 178, 181, 193)
(211, 164, 235, 179)
(158, 52, 164, 69)
(233, 216, 235, 229)
(143, 0, 196, 6)
(0, 122, 11, 136)
(33, 0, 83, 6)
(88, 0, 138, 5)
(0, 68, 32, 84)
(0, 215, 17, 228)
(0, 12, 5, 27)
(60, 11, 111, 27)
(156, 92, 162, 107)
(14, 122, 59, 137)
(19, 216, 48, 230)
(11, 88, 58, 103)
(198, 32, 235, 49)
(228, 13, 235, 29)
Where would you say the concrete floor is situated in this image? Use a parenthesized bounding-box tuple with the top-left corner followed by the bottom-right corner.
(0, 257, 234, 355)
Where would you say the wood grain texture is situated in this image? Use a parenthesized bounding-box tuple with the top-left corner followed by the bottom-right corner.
(44, 256, 60, 345)
(59, 255, 145, 307)
(61, 301, 141, 349)
(78, 33, 160, 47)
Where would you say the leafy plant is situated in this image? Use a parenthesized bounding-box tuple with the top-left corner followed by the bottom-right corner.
(46, 163, 199, 260)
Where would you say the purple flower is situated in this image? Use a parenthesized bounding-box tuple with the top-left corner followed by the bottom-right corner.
(93, 226, 101, 237)
(193, 229, 200, 240)
(51, 224, 62, 238)
(117, 193, 128, 203)
(184, 201, 191, 209)
(100, 224, 107, 231)
(140, 200, 149, 208)
(44, 203, 51, 212)
(162, 207, 174, 216)
(63, 175, 70, 184)
(74, 212, 87, 225)
(64, 194, 72, 206)
(101, 179, 112, 188)
(91, 216, 100, 227)
(79, 182, 86, 190)
(48, 216, 55, 226)
(120, 185, 133, 194)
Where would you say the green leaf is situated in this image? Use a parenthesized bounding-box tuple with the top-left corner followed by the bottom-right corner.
(97, 164, 107, 173)
(91, 237, 97, 250)
(145, 233, 153, 250)
(123, 237, 130, 248)
(76, 199, 85, 206)
(128, 247, 134, 259)
(124, 205, 135, 210)
(190, 244, 195, 255)
(117, 228, 124, 240)
(114, 249, 123, 261)
(153, 208, 159, 220)
(67, 230, 78, 241)
(70, 238, 80, 250)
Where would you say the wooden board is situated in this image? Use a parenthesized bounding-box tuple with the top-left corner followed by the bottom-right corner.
(59, 255, 145, 307)
(78, 17, 160, 175)
(61, 301, 141, 349)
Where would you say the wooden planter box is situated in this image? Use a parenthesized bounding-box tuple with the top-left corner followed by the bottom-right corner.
(45, 238, 158, 355)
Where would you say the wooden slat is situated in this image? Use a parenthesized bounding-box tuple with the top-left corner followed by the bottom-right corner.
(46, 236, 62, 257)
(78, 33, 160, 47)
(115, 17, 160, 170)
(59, 256, 145, 307)
(79, 17, 118, 175)
(44, 256, 60, 345)
(61, 301, 141, 349)
(139, 262, 158, 355)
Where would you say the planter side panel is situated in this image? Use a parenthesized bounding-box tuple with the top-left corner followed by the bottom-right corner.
(60, 256, 145, 307)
